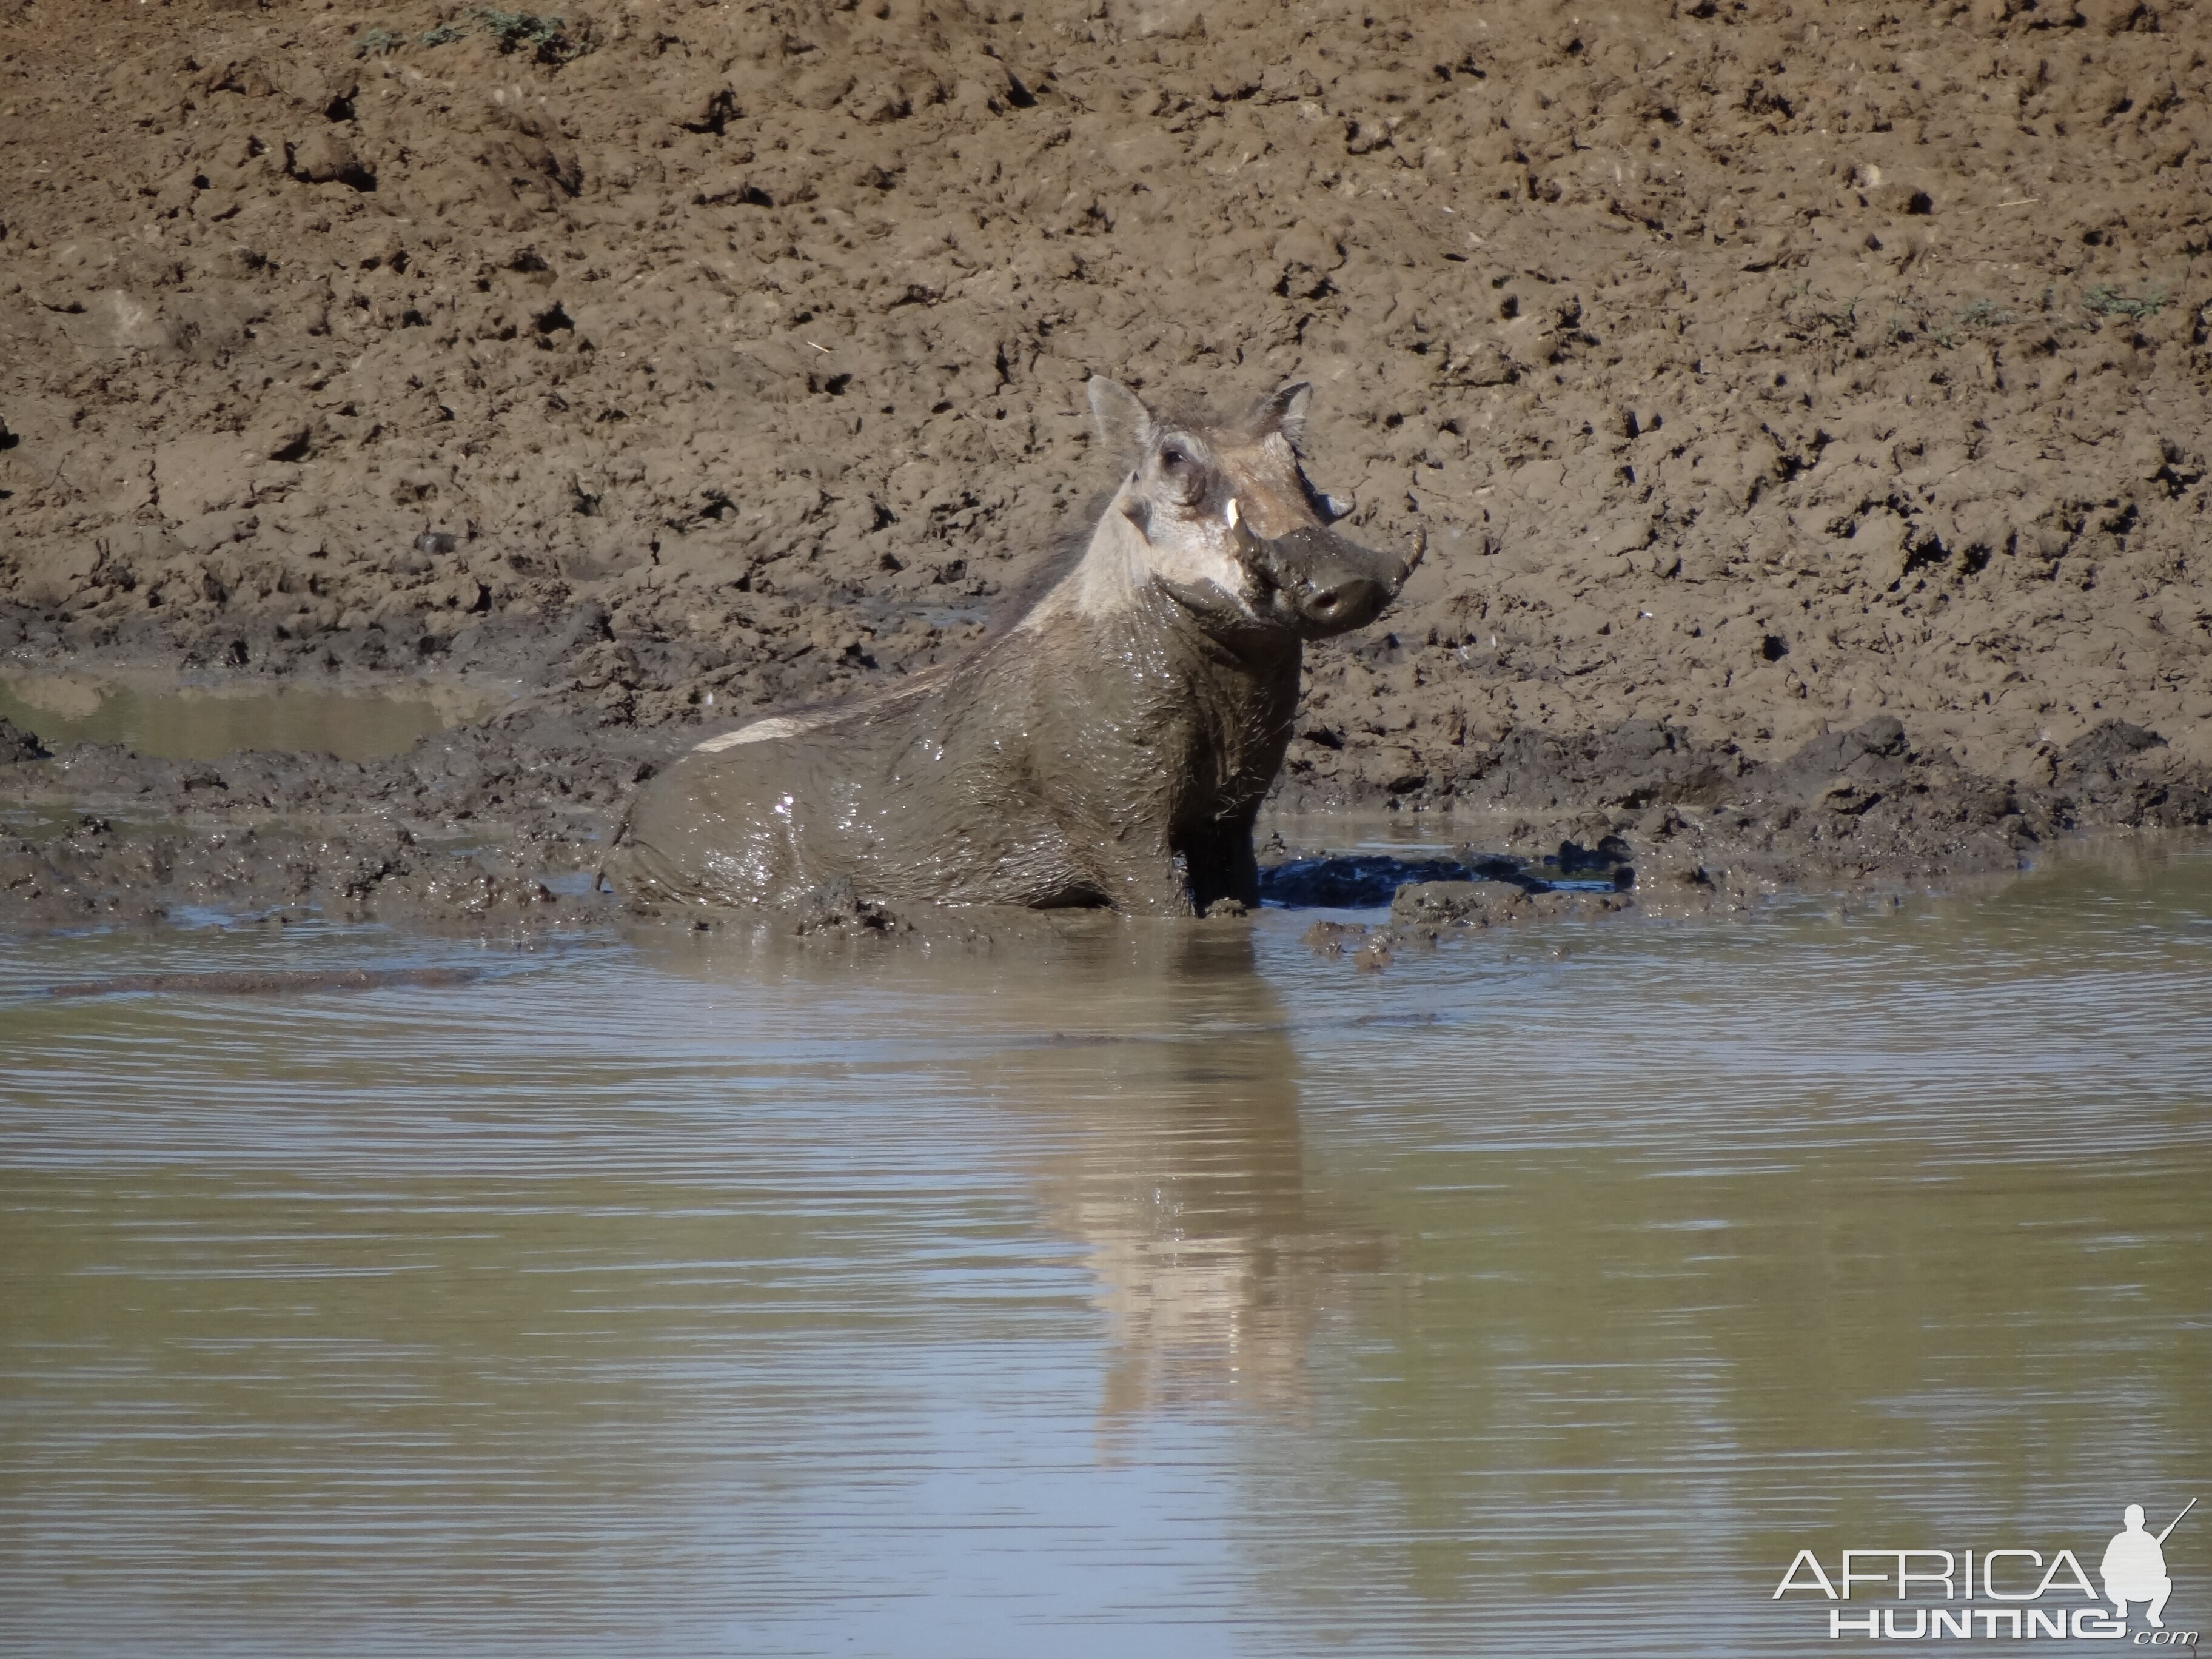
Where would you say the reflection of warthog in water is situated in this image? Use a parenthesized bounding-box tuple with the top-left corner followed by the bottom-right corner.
(979, 927, 1389, 1429)
(629, 919, 1390, 1432)
(618, 378, 1419, 915)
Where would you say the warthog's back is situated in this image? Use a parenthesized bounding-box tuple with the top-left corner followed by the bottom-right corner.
(623, 671, 1089, 909)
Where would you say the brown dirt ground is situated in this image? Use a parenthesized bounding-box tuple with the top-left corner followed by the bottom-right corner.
(2, 0, 2210, 928)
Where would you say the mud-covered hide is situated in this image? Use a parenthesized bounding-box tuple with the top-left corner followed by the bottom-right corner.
(621, 583, 1304, 914)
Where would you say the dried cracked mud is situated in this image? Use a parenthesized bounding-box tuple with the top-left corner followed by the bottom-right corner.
(2, 0, 2209, 936)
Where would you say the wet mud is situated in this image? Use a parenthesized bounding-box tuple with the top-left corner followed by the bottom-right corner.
(5, 698, 2202, 945)
(4, 0, 2211, 937)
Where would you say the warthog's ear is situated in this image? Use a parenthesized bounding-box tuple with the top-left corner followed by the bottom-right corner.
(1087, 377, 1153, 467)
(1254, 381, 1313, 451)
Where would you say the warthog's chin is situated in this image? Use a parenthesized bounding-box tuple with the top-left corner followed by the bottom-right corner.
(1156, 574, 1277, 635)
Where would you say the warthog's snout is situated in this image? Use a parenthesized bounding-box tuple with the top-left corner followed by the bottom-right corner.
(1238, 522, 1422, 640)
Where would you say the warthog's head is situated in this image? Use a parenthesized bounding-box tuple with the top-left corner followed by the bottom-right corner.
(1078, 378, 1421, 642)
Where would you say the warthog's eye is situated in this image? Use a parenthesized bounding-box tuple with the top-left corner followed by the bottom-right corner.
(1154, 442, 1205, 505)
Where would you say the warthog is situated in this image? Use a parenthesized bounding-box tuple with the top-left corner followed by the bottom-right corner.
(617, 377, 1419, 915)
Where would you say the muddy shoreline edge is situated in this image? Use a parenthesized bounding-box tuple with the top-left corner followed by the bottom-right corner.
(4, 617, 2206, 940)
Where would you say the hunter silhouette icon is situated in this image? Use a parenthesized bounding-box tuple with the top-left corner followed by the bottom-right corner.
(2103, 1498, 2194, 1628)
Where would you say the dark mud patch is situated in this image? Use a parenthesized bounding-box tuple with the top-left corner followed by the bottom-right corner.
(1259, 839, 1633, 909)
(1261, 856, 1483, 910)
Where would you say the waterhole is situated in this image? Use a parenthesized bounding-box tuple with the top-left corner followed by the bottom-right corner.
(1, 842, 2207, 1656)
(0, 671, 508, 762)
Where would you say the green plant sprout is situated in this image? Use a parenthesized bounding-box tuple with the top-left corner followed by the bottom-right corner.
(2081, 284, 2168, 321)
(420, 8, 591, 63)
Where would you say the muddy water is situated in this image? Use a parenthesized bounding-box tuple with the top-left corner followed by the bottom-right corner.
(2, 846, 2209, 1657)
(0, 672, 507, 762)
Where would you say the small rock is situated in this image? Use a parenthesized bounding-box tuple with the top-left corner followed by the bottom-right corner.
(1350, 936, 1394, 972)
(1390, 880, 1510, 926)
(1302, 919, 1367, 958)
(0, 718, 52, 765)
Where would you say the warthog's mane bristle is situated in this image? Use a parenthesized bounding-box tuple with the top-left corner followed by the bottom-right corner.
(689, 488, 1116, 743)
(692, 404, 1292, 744)
(980, 488, 1112, 638)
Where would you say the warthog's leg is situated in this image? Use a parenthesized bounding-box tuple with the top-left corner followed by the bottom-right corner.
(1068, 825, 1198, 916)
(1179, 811, 1262, 913)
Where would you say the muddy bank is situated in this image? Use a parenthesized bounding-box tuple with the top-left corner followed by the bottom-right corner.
(4, 0, 2211, 931)
(0, 703, 656, 931)
(4, 697, 2203, 935)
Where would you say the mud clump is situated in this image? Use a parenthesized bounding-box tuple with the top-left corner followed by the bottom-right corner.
(0, 719, 52, 766)
(1290, 846, 1635, 971)
(4, 0, 2211, 930)
(779, 874, 911, 938)
(1390, 880, 1634, 930)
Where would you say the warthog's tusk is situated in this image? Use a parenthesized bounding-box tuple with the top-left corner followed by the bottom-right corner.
(1225, 495, 1267, 567)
